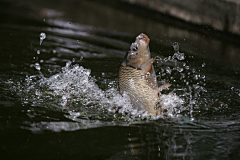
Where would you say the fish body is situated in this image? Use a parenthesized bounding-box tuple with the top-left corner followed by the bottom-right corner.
(118, 33, 169, 115)
(119, 62, 159, 114)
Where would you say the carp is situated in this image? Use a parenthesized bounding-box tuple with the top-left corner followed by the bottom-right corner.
(118, 33, 170, 116)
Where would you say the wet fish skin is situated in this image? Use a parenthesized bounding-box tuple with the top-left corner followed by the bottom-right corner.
(118, 33, 169, 116)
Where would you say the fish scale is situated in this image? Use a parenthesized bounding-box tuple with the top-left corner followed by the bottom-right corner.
(119, 62, 158, 114)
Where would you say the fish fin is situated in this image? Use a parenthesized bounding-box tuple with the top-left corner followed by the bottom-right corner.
(159, 83, 171, 91)
(154, 83, 171, 95)
(140, 58, 155, 74)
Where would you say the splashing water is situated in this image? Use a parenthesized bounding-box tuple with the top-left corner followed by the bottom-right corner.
(7, 37, 218, 124)
(7, 39, 211, 123)
(31, 33, 46, 71)
(8, 56, 185, 122)
(156, 42, 210, 120)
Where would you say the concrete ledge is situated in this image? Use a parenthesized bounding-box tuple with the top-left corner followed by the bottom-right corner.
(121, 0, 240, 36)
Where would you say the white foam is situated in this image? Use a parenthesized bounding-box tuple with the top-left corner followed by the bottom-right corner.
(11, 60, 186, 121)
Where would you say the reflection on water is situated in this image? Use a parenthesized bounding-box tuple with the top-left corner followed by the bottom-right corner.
(1, 0, 240, 159)
(121, 121, 240, 159)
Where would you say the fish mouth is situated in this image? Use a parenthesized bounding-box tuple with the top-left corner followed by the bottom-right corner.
(136, 33, 150, 44)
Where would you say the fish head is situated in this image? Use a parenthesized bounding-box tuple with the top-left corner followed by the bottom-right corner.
(124, 33, 151, 68)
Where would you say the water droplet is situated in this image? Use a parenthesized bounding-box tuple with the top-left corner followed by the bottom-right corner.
(173, 52, 184, 60)
(39, 32, 46, 46)
(35, 63, 41, 71)
(165, 67, 171, 74)
(172, 42, 179, 52)
(171, 42, 184, 60)
(194, 74, 199, 80)
(80, 56, 83, 61)
(35, 90, 41, 96)
(37, 50, 40, 55)
(202, 62, 206, 67)
(176, 67, 183, 72)
(65, 61, 72, 68)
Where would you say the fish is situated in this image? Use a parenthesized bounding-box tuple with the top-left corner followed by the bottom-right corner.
(118, 33, 170, 116)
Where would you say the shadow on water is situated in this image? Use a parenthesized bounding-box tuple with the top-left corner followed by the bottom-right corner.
(1, 0, 240, 159)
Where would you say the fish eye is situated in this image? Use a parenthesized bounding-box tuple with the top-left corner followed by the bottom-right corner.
(130, 43, 138, 51)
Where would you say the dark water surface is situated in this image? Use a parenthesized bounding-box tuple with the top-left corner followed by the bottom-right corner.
(1, 0, 240, 159)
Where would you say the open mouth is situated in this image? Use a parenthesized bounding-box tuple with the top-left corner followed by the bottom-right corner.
(136, 33, 150, 44)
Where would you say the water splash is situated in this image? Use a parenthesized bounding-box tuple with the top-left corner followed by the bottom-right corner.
(32, 33, 46, 71)
(10, 35, 226, 123)
(156, 41, 211, 119)
(9, 59, 184, 122)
